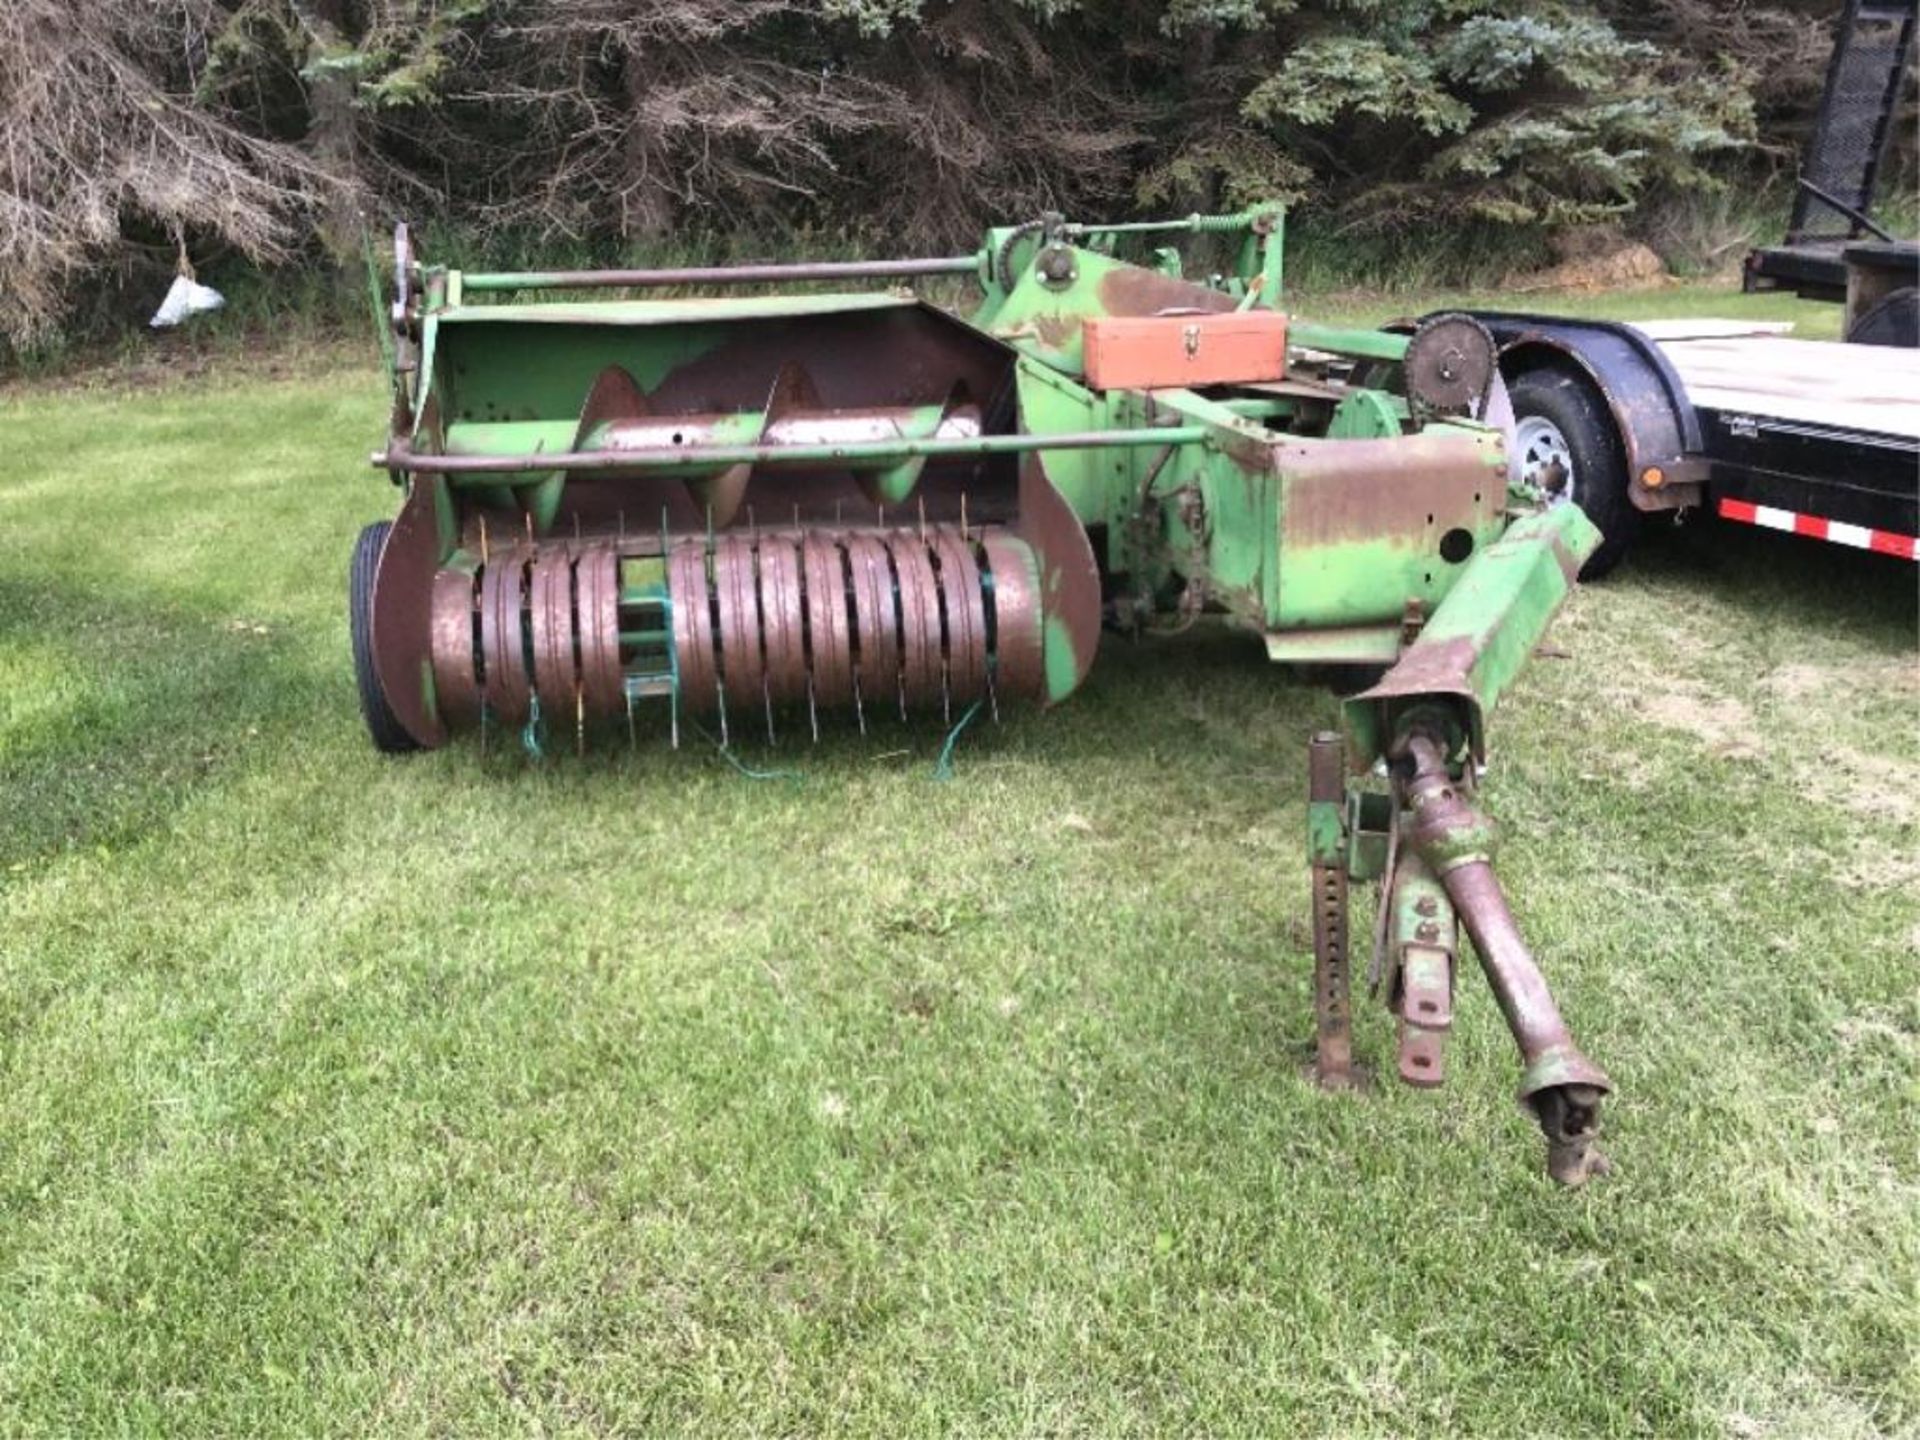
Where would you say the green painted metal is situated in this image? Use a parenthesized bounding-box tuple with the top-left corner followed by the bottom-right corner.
(1288, 321, 1411, 363)
(1262, 625, 1403, 665)
(1307, 798, 1346, 866)
(1345, 790, 1394, 882)
(1065, 203, 1285, 238)
(1342, 503, 1601, 765)
(1326, 389, 1402, 439)
(382, 208, 1590, 739)
(368, 202, 1616, 1185)
(436, 293, 917, 323)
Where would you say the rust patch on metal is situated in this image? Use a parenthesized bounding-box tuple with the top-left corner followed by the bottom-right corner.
(668, 541, 719, 713)
(1095, 267, 1238, 319)
(930, 527, 987, 703)
(1547, 533, 1581, 586)
(370, 476, 450, 747)
(428, 566, 480, 728)
(888, 535, 942, 706)
(577, 543, 625, 715)
(529, 547, 578, 718)
(713, 536, 764, 711)
(1357, 633, 1479, 706)
(844, 534, 900, 699)
(1014, 453, 1101, 704)
(979, 531, 1041, 702)
(574, 366, 650, 473)
(800, 535, 852, 705)
(642, 303, 1012, 431)
(480, 543, 533, 725)
(757, 534, 808, 704)
(1277, 434, 1504, 549)
(1308, 732, 1356, 1089)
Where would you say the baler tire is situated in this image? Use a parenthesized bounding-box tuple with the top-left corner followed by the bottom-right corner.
(1507, 368, 1638, 580)
(350, 520, 422, 755)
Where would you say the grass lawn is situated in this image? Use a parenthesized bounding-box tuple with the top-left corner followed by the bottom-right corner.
(1, 281, 1913, 1437)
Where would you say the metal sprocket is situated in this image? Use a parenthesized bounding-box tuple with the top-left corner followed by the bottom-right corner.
(1404, 312, 1498, 417)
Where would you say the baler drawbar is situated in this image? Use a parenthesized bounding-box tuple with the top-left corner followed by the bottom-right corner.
(354, 207, 1611, 1183)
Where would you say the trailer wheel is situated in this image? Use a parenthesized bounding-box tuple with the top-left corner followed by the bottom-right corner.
(350, 520, 421, 754)
(1846, 287, 1918, 348)
(1508, 369, 1638, 578)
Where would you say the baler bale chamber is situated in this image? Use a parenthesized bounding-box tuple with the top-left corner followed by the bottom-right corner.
(354, 209, 1614, 1183)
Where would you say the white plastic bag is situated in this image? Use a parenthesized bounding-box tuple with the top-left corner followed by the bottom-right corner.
(149, 274, 225, 328)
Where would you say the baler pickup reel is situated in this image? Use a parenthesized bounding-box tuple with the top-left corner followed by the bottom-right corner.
(357, 206, 1610, 1182)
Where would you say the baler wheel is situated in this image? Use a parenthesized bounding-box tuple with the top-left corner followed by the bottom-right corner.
(350, 521, 422, 754)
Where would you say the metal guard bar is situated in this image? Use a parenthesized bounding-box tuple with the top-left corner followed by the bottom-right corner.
(459, 256, 982, 293)
(373, 425, 1216, 480)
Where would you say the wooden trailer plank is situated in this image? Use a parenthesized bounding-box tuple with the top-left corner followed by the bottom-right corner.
(1644, 331, 1920, 439)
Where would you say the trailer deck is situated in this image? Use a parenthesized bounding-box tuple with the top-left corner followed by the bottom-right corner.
(1640, 324, 1920, 439)
(1630, 321, 1919, 552)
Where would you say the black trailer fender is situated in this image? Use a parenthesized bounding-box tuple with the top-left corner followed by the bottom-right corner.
(1466, 314, 1707, 514)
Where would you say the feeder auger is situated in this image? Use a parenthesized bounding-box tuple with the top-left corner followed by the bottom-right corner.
(353, 207, 1610, 1182)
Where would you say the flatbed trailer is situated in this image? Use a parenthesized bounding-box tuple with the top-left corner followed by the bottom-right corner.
(1464, 0, 1917, 572)
(1652, 325, 1918, 556)
(1464, 313, 1920, 574)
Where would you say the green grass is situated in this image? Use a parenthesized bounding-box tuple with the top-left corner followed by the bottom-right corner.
(1295, 280, 1849, 340)
(1, 284, 1915, 1437)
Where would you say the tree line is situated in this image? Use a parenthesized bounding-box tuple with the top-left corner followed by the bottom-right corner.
(0, 0, 1854, 346)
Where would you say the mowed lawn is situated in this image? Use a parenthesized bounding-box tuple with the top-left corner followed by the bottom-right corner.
(1, 283, 1914, 1437)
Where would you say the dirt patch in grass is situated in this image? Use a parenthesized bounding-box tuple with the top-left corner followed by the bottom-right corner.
(1632, 682, 1766, 761)
(1813, 746, 1919, 827)
(1764, 658, 1920, 703)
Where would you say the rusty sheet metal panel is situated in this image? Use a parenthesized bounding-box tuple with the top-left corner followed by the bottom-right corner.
(1084, 312, 1289, 390)
(370, 476, 453, 748)
(1269, 427, 1509, 630)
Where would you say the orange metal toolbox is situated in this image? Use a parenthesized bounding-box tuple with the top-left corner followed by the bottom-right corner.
(1083, 310, 1289, 390)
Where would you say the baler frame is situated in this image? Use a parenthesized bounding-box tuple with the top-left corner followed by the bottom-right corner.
(355, 206, 1613, 1183)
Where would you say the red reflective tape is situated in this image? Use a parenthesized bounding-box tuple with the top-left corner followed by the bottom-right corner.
(1719, 497, 1917, 561)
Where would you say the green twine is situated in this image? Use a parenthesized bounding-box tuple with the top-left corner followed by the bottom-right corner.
(931, 700, 983, 782)
(521, 693, 546, 760)
(689, 718, 803, 784)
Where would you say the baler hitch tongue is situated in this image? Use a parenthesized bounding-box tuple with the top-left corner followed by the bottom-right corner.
(1398, 729, 1611, 1185)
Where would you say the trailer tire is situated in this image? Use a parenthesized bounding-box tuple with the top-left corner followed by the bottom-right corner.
(1507, 368, 1638, 579)
(350, 520, 421, 754)
(1846, 286, 1919, 348)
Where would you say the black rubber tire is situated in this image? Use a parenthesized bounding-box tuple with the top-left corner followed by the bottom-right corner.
(349, 520, 420, 754)
(1507, 367, 1639, 579)
(1845, 286, 1919, 348)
